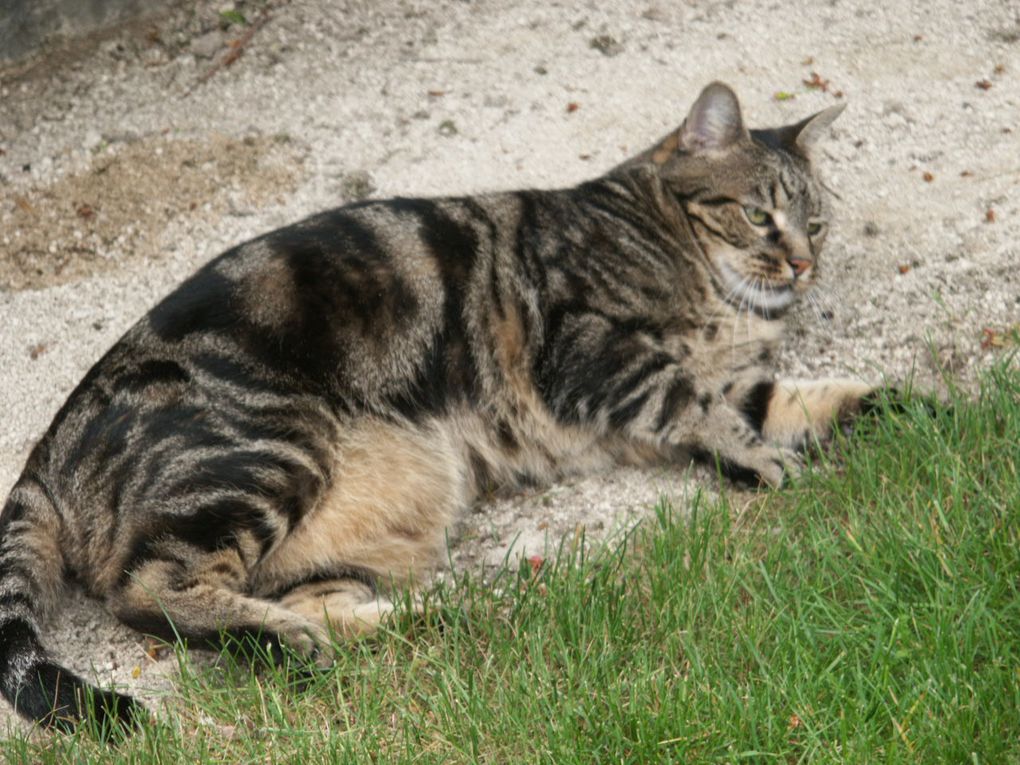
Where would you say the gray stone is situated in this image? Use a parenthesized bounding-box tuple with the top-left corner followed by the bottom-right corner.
(189, 30, 223, 60)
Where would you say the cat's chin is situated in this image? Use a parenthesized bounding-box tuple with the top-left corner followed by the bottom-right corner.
(717, 262, 798, 314)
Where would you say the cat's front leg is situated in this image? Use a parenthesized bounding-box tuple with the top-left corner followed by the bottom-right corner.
(536, 314, 797, 486)
(733, 378, 874, 451)
(675, 396, 802, 487)
(603, 370, 801, 486)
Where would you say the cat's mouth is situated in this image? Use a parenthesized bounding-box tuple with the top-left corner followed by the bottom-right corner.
(717, 262, 798, 314)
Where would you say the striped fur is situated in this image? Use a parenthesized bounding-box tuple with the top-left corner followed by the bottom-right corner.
(0, 82, 871, 730)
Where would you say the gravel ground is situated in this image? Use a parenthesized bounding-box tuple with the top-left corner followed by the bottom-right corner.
(0, 0, 1017, 733)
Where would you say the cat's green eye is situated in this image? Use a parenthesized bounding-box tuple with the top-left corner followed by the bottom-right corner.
(743, 206, 771, 226)
(807, 221, 825, 236)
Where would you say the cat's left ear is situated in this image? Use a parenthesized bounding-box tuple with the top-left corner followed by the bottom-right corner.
(678, 82, 749, 153)
(782, 102, 846, 154)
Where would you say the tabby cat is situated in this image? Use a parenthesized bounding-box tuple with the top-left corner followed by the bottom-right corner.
(0, 82, 872, 730)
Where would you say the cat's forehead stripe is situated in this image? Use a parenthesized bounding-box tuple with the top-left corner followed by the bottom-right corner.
(777, 167, 798, 203)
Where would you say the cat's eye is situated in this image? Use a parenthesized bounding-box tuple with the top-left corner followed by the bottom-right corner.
(807, 221, 825, 236)
(743, 206, 771, 226)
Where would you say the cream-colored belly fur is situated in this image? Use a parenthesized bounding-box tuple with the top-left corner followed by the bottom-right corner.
(253, 396, 619, 597)
(254, 418, 467, 592)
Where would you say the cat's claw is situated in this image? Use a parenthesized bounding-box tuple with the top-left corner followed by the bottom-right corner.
(758, 448, 801, 488)
(278, 624, 336, 669)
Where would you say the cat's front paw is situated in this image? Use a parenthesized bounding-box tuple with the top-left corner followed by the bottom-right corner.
(699, 445, 801, 488)
(842, 387, 946, 437)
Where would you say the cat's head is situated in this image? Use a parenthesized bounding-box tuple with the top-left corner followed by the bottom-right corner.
(641, 82, 844, 314)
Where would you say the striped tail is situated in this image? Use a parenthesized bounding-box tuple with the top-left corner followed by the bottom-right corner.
(0, 476, 144, 733)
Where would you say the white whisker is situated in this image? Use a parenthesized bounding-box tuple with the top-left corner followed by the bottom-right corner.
(758, 277, 772, 321)
(745, 279, 754, 340)
(731, 275, 751, 360)
(717, 261, 796, 315)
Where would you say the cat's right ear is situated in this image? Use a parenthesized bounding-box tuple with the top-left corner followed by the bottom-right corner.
(678, 82, 748, 153)
(788, 102, 846, 153)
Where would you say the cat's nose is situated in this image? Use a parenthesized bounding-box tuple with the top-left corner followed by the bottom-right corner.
(787, 256, 812, 277)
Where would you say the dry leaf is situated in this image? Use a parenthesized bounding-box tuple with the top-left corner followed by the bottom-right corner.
(981, 326, 1020, 350)
(802, 72, 830, 91)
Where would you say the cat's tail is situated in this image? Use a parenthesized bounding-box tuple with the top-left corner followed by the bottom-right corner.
(0, 475, 144, 733)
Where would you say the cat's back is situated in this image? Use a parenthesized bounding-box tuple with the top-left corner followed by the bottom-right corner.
(27, 189, 553, 490)
(55, 191, 537, 410)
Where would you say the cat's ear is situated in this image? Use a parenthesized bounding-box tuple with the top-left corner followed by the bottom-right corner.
(783, 103, 846, 153)
(678, 82, 748, 153)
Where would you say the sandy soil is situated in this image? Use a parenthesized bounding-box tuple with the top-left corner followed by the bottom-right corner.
(0, 0, 1017, 733)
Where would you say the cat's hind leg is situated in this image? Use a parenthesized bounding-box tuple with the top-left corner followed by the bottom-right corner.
(253, 417, 464, 635)
(278, 578, 414, 640)
(109, 545, 333, 665)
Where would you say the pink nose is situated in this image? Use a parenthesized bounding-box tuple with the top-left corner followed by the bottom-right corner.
(788, 257, 812, 277)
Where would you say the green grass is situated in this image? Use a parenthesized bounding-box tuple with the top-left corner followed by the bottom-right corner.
(4, 365, 1019, 763)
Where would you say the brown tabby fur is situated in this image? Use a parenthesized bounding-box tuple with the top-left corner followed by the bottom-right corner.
(0, 82, 871, 730)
